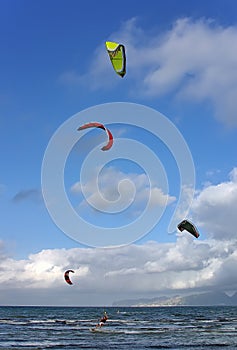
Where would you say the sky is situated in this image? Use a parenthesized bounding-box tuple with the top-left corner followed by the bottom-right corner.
(1, 0, 237, 306)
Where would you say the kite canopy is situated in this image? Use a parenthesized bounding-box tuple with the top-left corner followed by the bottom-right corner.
(78, 122, 113, 151)
(64, 269, 75, 285)
(177, 219, 200, 238)
(105, 41, 126, 78)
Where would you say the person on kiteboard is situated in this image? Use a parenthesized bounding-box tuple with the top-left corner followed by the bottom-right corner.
(96, 311, 108, 328)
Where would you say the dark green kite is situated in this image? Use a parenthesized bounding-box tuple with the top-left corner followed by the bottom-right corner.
(177, 220, 200, 238)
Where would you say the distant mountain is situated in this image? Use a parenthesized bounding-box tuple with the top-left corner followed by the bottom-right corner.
(112, 292, 237, 307)
(183, 291, 237, 306)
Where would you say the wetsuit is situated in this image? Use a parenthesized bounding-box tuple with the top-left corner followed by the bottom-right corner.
(98, 315, 108, 327)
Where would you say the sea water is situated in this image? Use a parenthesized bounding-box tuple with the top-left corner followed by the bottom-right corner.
(0, 306, 237, 349)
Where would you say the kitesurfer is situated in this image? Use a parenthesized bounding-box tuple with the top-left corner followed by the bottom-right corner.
(96, 311, 108, 328)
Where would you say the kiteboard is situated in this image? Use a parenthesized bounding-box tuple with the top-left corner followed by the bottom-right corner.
(90, 325, 109, 332)
(89, 327, 102, 332)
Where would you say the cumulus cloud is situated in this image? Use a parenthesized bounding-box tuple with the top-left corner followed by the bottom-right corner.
(2, 168, 236, 305)
(1, 236, 237, 305)
(133, 17, 237, 126)
(71, 166, 175, 214)
(62, 17, 237, 126)
(140, 17, 237, 126)
(191, 167, 237, 240)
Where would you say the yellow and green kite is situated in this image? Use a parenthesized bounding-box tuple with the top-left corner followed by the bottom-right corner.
(105, 41, 126, 78)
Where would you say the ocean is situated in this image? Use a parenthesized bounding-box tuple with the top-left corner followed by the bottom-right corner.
(0, 306, 237, 349)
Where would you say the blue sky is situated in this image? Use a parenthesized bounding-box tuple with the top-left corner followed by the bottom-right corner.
(1, 0, 237, 305)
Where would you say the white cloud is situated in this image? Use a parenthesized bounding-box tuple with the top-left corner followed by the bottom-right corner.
(134, 17, 237, 126)
(1, 236, 237, 305)
(63, 17, 237, 126)
(70, 166, 175, 214)
(0, 248, 90, 290)
(191, 167, 237, 240)
(3, 169, 236, 305)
